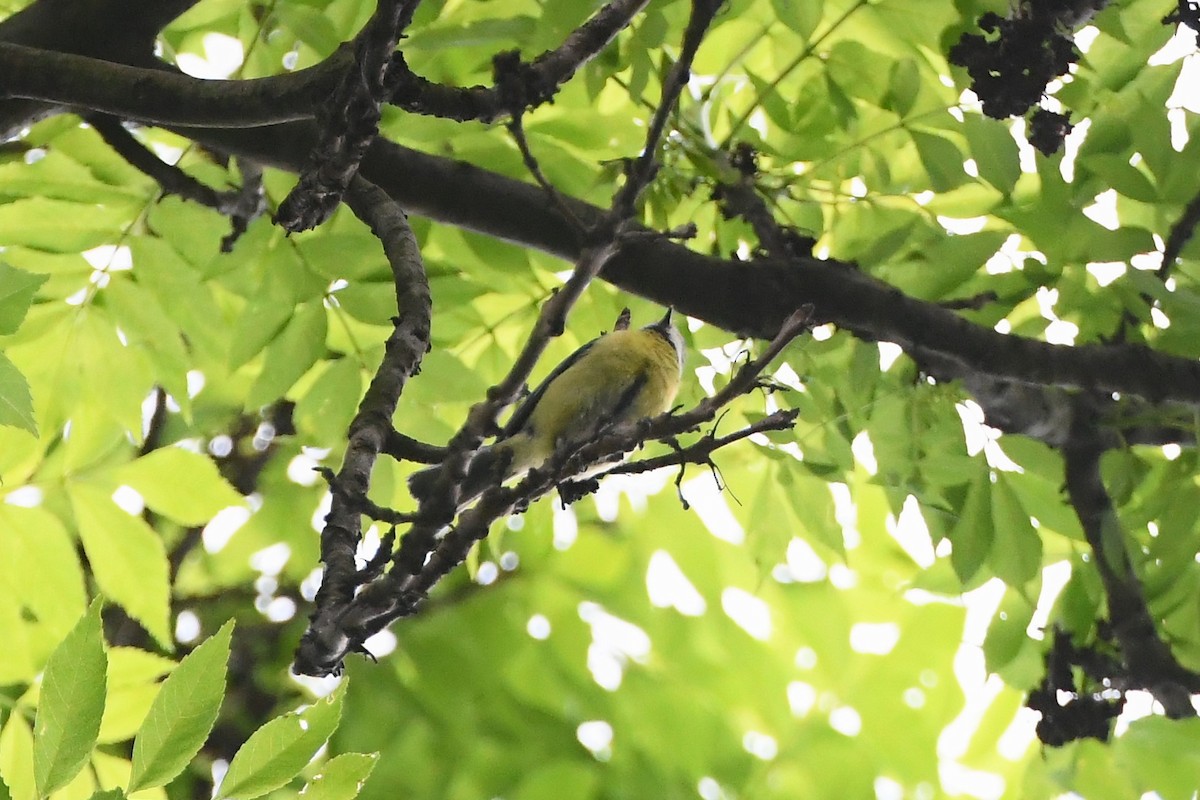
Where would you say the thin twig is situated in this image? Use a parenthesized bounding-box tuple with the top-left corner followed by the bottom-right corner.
(1159, 185, 1200, 280)
(605, 408, 798, 476)
(90, 115, 267, 249)
(382, 429, 447, 464)
(612, 0, 726, 218)
(507, 113, 587, 234)
(720, 0, 868, 148)
(90, 115, 239, 211)
(220, 159, 266, 252)
(386, 0, 650, 122)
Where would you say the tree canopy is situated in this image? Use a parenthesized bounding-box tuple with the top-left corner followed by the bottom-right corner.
(2, 0, 1200, 798)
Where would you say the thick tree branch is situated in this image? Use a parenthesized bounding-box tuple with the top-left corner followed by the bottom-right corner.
(0, 0, 198, 58)
(11, 1, 1199, 414)
(0, 0, 650, 133)
(912, 347, 1200, 450)
(0, 43, 344, 130)
(179, 121, 1200, 407)
(1063, 412, 1200, 718)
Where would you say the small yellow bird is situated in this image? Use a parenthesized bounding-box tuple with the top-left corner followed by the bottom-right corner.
(410, 309, 685, 503)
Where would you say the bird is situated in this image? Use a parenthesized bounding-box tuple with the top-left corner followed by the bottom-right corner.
(409, 308, 685, 505)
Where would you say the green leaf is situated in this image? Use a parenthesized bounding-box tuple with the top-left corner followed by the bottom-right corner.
(511, 761, 598, 800)
(128, 621, 233, 793)
(228, 296, 293, 371)
(0, 592, 32, 684)
(781, 466, 842, 557)
(295, 233, 390, 281)
(68, 483, 172, 648)
(115, 446, 244, 526)
(982, 589, 1035, 674)
(402, 17, 536, 51)
(33, 600, 107, 799)
(910, 130, 966, 192)
(772, 0, 820, 39)
(86, 790, 126, 800)
(964, 115, 1021, 195)
(72, 312, 154, 437)
(299, 753, 379, 800)
(101, 277, 192, 417)
(216, 681, 347, 800)
(0, 504, 87, 640)
(882, 58, 921, 117)
(99, 647, 178, 744)
(404, 349, 488, 405)
(989, 474, 1043, 587)
(0, 352, 37, 435)
(332, 281, 399, 326)
(246, 302, 327, 408)
(0, 712, 35, 800)
(0, 197, 135, 252)
(274, 4, 341, 54)
(127, 237, 226, 362)
(1082, 153, 1159, 203)
(0, 263, 48, 335)
(1117, 717, 1200, 800)
(294, 357, 363, 444)
(949, 464, 992, 581)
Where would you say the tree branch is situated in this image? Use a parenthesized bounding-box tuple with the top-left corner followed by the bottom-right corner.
(9, 0, 1200, 411)
(1063, 410, 1200, 718)
(89, 115, 265, 250)
(393, 0, 728, 579)
(293, 175, 431, 677)
(0, 0, 650, 132)
(296, 306, 809, 675)
(605, 408, 799, 478)
(382, 429, 447, 464)
(0, 43, 344, 130)
(1159, 184, 1200, 280)
(391, 239, 623, 577)
(400, 307, 810, 599)
(613, 0, 724, 218)
(386, 0, 651, 123)
(276, 0, 421, 232)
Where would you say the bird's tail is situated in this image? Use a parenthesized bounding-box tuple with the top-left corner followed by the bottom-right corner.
(407, 445, 507, 505)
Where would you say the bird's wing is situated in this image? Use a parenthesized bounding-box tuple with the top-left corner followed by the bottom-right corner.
(501, 337, 597, 438)
(605, 370, 648, 427)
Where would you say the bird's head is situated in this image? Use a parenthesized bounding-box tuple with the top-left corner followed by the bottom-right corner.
(645, 307, 685, 370)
